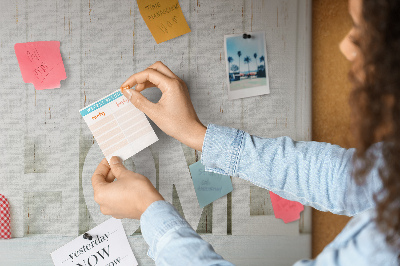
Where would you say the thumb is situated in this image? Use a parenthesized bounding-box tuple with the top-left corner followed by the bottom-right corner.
(109, 156, 129, 179)
(122, 88, 155, 116)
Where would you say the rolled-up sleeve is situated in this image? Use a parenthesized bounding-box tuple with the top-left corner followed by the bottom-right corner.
(140, 200, 234, 265)
(202, 124, 382, 216)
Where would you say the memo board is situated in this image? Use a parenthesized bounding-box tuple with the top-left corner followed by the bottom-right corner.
(0, 0, 312, 265)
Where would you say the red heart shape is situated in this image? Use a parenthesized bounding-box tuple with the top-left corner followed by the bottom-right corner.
(0, 194, 11, 239)
(269, 191, 304, 223)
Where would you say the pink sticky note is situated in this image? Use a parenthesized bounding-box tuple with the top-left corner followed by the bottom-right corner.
(14, 41, 67, 90)
(269, 191, 304, 223)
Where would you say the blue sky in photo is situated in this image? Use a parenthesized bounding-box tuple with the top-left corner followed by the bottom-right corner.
(226, 32, 266, 73)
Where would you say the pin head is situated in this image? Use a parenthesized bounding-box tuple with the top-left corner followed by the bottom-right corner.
(243, 34, 252, 39)
(83, 233, 93, 240)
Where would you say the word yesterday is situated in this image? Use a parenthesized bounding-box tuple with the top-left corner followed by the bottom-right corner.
(69, 233, 109, 260)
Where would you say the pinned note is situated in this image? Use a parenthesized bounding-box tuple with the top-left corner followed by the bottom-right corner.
(79, 90, 158, 162)
(137, 0, 191, 44)
(14, 41, 67, 90)
(189, 161, 233, 208)
(51, 218, 138, 266)
(269, 191, 304, 223)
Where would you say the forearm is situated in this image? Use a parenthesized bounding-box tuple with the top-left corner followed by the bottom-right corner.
(140, 200, 233, 265)
(201, 124, 380, 216)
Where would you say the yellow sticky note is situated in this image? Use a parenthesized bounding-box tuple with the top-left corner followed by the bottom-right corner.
(137, 0, 191, 44)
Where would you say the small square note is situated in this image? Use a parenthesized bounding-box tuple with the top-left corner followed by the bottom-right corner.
(14, 41, 67, 90)
(80, 90, 158, 162)
(189, 161, 233, 208)
(136, 0, 191, 44)
(51, 218, 137, 266)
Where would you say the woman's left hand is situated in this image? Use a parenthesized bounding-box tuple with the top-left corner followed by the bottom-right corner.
(91, 157, 164, 219)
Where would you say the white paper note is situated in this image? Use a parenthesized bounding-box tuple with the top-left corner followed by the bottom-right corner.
(80, 90, 158, 162)
(51, 218, 138, 266)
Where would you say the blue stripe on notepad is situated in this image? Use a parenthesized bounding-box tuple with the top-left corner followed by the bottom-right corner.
(79, 91, 123, 117)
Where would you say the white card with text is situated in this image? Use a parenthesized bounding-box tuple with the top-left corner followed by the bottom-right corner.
(51, 218, 138, 266)
(79, 89, 158, 163)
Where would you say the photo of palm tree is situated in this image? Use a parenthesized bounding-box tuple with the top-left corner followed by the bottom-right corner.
(224, 32, 270, 100)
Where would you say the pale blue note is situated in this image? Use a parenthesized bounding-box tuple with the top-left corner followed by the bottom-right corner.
(189, 161, 233, 208)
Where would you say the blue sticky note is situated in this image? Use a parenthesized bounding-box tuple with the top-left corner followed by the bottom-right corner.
(189, 161, 233, 208)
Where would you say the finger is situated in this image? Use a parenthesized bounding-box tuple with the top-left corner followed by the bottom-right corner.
(105, 169, 116, 183)
(109, 156, 130, 179)
(135, 81, 157, 92)
(100, 206, 110, 216)
(134, 61, 179, 91)
(121, 89, 158, 116)
(121, 82, 156, 93)
(91, 159, 111, 189)
(148, 61, 178, 79)
(121, 68, 173, 94)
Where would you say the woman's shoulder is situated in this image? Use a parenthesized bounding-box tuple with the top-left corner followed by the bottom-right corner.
(323, 209, 399, 265)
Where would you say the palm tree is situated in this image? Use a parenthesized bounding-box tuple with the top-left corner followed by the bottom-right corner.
(253, 53, 258, 73)
(244, 56, 251, 77)
(227, 56, 234, 73)
(237, 51, 242, 76)
(260, 55, 265, 71)
(231, 64, 239, 72)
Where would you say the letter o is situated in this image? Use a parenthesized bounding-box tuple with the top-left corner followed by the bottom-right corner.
(88, 254, 98, 266)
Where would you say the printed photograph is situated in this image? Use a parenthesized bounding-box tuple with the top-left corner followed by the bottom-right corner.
(224, 32, 270, 100)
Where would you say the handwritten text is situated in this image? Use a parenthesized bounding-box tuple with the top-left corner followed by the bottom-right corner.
(92, 112, 105, 120)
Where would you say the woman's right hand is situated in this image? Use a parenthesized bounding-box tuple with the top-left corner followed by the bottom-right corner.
(120, 61, 207, 151)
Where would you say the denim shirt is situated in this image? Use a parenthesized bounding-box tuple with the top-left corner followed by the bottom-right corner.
(140, 124, 399, 265)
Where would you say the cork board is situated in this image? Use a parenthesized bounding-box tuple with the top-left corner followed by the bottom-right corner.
(312, 0, 353, 258)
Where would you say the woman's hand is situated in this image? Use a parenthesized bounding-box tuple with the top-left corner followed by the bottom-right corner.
(120, 61, 207, 151)
(91, 157, 164, 220)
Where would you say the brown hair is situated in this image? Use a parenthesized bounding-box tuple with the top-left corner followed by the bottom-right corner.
(350, 0, 400, 252)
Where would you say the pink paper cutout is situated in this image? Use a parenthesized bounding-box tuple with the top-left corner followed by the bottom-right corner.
(0, 194, 11, 239)
(14, 41, 67, 90)
(269, 191, 304, 223)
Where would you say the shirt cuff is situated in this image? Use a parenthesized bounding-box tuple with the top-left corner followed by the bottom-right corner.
(201, 124, 245, 176)
(140, 200, 191, 260)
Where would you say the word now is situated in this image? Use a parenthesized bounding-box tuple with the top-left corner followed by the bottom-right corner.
(76, 245, 113, 266)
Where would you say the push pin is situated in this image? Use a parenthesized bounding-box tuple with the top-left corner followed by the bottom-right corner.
(243, 33, 252, 39)
(83, 232, 94, 240)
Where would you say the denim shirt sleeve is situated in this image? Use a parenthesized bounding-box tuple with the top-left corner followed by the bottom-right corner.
(140, 200, 234, 265)
(202, 124, 382, 216)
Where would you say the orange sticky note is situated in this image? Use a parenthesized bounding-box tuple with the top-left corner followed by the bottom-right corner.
(137, 0, 191, 44)
(14, 41, 67, 90)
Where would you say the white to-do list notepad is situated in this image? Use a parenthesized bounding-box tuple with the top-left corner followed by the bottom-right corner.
(80, 90, 158, 162)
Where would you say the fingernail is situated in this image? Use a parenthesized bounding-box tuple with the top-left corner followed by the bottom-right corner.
(124, 89, 133, 100)
(110, 156, 122, 165)
(120, 85, 129, 93)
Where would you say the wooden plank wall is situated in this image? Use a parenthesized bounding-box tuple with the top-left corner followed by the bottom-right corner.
(312, 0, 353, 258)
